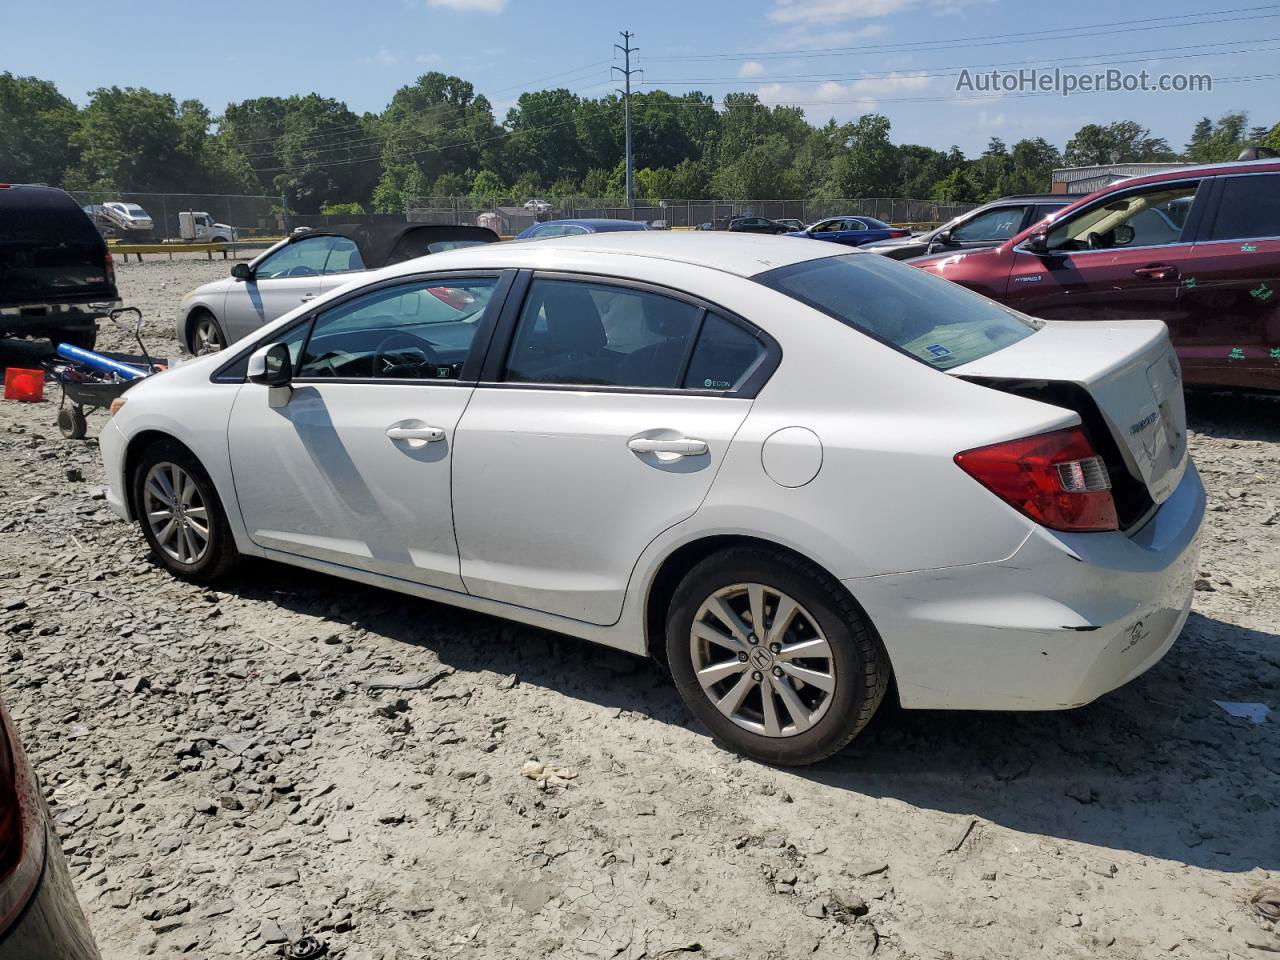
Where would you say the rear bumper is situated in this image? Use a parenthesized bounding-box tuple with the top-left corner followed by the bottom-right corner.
(0, 301, 120, 333)
(0, 827, 101, 960)
(848, 461, 1205, 711)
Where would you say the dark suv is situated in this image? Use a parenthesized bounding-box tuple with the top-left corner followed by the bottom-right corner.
(1, 184, 120, 350)
(863, 194, 1070, 261)
(910, 160, 1280, 391)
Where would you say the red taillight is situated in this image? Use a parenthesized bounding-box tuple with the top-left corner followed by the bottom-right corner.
(104, 251, 116, 288)
(954, 427, 1119, 532)
(888, 229, 910, 238)
(427, 286, 474, 310)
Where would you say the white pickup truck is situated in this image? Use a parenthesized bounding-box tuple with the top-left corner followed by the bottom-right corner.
(179, 211, 238, 243)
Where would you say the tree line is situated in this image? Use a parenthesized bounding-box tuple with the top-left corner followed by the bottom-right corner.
(2, 70, 1278, 214)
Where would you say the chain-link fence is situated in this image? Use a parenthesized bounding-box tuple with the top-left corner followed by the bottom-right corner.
(67, 191, 283, 242)
(406, 197, 979, 234)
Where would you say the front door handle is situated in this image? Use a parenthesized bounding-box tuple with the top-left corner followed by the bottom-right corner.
(1133, 264, 1179, 281)
(627, 437, 708, 456)
(387, 425, 445, 443)
(300, 293, 318, 302)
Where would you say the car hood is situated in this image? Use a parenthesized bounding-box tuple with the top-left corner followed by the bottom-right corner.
(862, 234, 923, 250)
(186, 276, 234, 299)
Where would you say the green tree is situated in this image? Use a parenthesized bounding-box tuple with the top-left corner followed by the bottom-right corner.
(827, 114, 898, 198)
(1063, 121, 1175, 166)
(1184, 112, 1250, 163)
(0, 72, 79, 184)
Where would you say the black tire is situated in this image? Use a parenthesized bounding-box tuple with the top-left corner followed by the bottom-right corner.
(131, 439, 240, 583)
(666, 547, 890, 766)
(186, 310, 226, 355)
(53, 326, 97, 351)
(57, 405, 87, 440)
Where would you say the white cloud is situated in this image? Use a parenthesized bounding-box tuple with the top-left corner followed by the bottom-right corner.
(427, 0, 507, 11)
(739, 61, 766, 78)
(361, 47, 400, 66)
(778, 24, 887, 47)
(754, 72, 931, 116)
(416, 53, 443, 64)
(768, 0, 914, 24)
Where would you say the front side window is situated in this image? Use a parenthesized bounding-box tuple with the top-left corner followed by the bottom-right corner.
(951, 206, 1024, 242)
(1045, 182, 1199, 252)
(297, 277, 497, 380)
(1206, 173, 1280, 241)
(255, 237, 343, 279)
(756, 253, 1035, 370)
(505, 279, 702, 388)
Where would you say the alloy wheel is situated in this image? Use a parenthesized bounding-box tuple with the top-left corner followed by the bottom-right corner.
(193, 316, 223, 354)
(689, 583, 836, 738)
(142, 462, 210, 564)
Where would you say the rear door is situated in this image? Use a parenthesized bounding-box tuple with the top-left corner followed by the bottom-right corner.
(451, 274, 776, 625)
(1173, 171, 1280, 390)
(1004, 180, 1205, 323)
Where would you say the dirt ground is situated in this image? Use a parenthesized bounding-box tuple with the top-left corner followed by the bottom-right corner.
(1, 255, 1278, 960)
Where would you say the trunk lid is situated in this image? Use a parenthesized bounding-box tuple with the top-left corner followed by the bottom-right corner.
(0, 186, 116, 307)
(950, 319, 1188, 506)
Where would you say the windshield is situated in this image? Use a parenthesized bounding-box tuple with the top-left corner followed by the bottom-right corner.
(124, 204, 148, 217)
(755, 253, 1037, 370)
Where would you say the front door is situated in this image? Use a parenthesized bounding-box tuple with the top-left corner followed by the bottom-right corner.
(452, 276, 773, 625)
(1003, 180, 1204, 324)
(1173, 171, 1280, 389)
(223, 235, 345, 343)
(227, 274, 505, 591)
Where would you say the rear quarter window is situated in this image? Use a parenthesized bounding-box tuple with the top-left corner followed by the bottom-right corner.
(755, 253, 1036, 370)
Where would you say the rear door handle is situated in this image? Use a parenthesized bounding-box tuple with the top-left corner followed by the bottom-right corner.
(627, 437, 708, 456)
(387, 425, 445, 443)
(1133, 264, 1179, 281)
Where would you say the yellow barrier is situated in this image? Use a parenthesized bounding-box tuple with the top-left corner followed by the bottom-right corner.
(108, 239, 283, 263)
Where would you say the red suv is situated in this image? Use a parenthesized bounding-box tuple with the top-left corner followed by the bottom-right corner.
(910, 158, 1280, 391)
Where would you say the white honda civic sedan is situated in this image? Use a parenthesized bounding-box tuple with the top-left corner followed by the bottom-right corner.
(99, 233, 1204, 765)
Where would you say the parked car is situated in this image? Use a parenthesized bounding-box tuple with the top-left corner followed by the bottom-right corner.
(786, 216, 910, 247)
(2, 183, 120, 351)
(862, 195, 1070, 260)
(724, 215, 791, 235)
(910, 157, 1280, 392)
(774, 218, 807, 232)
(523, 199, 552, 214)
(103, 232, 1202, 766)
(516, 218, 650, 240)
(175, 222, 499, 354)
(83, 201, 154, 240)
(178, 211, 237, 243)
(0, 697, 102, 958)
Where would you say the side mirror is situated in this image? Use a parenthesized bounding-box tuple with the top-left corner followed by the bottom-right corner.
(247, 342, 293, 387)
(1112, 224, 1136, 246)
(1021, 231, 1050, 255)
(935, 229, 953, 245)
(231, 262, 252, 281)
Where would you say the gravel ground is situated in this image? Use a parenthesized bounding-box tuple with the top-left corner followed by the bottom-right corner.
(1, 256, 1278, 960)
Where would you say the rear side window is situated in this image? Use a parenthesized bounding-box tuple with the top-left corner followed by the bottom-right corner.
(755, 253, 1035, 370)
(1206, 174, 1280, 241)
(684, 314, 766, 390)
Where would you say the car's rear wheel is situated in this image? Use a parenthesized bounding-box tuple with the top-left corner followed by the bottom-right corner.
(666, 547, 890, 765)
(53, 326, 97, 351)
(188, 310, 225, 355)
(132, 440, 239, 582)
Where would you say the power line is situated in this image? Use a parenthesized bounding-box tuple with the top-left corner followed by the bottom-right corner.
(644, 5, 1280, 62)
(642, 36, 1280, 86)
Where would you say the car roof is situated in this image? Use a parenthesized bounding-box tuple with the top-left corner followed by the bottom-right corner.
(378, 230, 844, 280)
(290, 222, 499, 268)
(540, 218, 649, 230)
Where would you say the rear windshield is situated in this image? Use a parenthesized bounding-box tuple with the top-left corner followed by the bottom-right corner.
(0, 188, 103, 247)
(755, 252, 1036, 369)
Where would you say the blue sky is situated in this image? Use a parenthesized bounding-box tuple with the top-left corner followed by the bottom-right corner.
(4, 0, 1276, 156)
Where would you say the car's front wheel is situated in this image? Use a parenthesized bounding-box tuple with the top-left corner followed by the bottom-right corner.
(132, 440, 239, 582)
(187, 310, 225, 355)
(666, 547, 890, 765)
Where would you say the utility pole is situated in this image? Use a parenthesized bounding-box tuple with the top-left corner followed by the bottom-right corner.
(613, 31, 639, 208)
